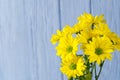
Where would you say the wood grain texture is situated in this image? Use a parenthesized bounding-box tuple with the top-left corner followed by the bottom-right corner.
(91, 0, 120, 80)
(0, 0, 36, 80)
(35, 0, 62, 80)
(60, 0, 90, 79)
(0, 0, 63, 80)
(0, 0, 120, 80)
(60, 0, 90, 27)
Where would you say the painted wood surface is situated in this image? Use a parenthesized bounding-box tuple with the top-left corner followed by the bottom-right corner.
(91, 0, 120, 80)
(0, 0, 120, 80)
(0, 0, 35, 80)
(36, 0, 62, 80)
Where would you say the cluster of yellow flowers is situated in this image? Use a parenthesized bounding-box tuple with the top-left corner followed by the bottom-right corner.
(50, 13, 120, 80)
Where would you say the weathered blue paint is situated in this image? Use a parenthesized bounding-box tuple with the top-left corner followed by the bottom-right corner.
(36, 0, 62, 80)
(91, 0, 120, 80)
(0, 0, 119, 80)
(0, 0, 36, 80)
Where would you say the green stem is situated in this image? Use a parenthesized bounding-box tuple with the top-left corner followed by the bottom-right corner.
(94, 62, 97, 80)
(95, 61, 105, 80)
(91, 63, 94, 74)
(97, 61, 105, 79)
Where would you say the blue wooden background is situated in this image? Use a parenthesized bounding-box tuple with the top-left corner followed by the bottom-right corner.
(0, 0, 120, 80)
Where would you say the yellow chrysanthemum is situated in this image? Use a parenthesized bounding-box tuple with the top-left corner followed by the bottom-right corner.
(113, 37, 120, 51)
(92, 23, 111, 37)
(56, 35, 79, 59)
(92, 23, 120, 51)
(94, 14, 106, 25)
(84, 36, 114, 65)
(73, 22, 86, 34)
(60, 55, 86, 78)
(72, 13, 93, 34)
(77, 13, 106, 29)
(50, 25, 74, 45)
(50, 30, 62, 44)
(108, 32, 120, 51)
(113, 38, 120, 51)
(77, 29, 95, 43)
(62, 25, 74, 34)
(77, 13, 94, 28)
(76, 29, 97, 50)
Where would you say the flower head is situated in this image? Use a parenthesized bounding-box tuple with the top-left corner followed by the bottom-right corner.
(92, 23, 111, 37)
(84, 36, 114, 65)
(108, 32, 120, 51)
(50, 30, 63, 44)
(56, 35, 79, 59)
(50, 25, 74, 45)
(77, 13, 106, 29)
(60, 55, 86, 78)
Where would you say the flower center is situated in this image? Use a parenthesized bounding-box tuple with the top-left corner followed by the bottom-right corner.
(95, 48, 103, 55)
(69, 63, 76, 70)
(66, 46, 73, 53)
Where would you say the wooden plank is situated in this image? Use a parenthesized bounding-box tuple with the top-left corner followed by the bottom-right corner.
(35, 0, 62, 80)
(60, 0, 90, 27)
(91, 0, 120, 80)
(0, 0, 37, 80)
(60, 0, 90, 79)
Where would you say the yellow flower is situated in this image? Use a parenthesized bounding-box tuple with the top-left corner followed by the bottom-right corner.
(84, 36, 114, 65)
(50, 25, 73, 45)
(108, 32, 120, 51)
(77, 13, 94, 28)
(56, 35, 79, 59)
(92, 23, 120, 51)
(76, 29, 96, 49)
(78, 29, 95, 43)
(77, 13, 106, 29)
(94, 14, 106, 25)
(92, 23, 111, 37)
(73, 22, 86, 34)
(50, 30, 62, 44)
(62, 25, 74, 34)
(60, 55, 86, 78)
(113, 37, 120, 51)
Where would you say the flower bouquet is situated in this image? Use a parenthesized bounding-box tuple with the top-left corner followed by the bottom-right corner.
(50, 13, 120, 80)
